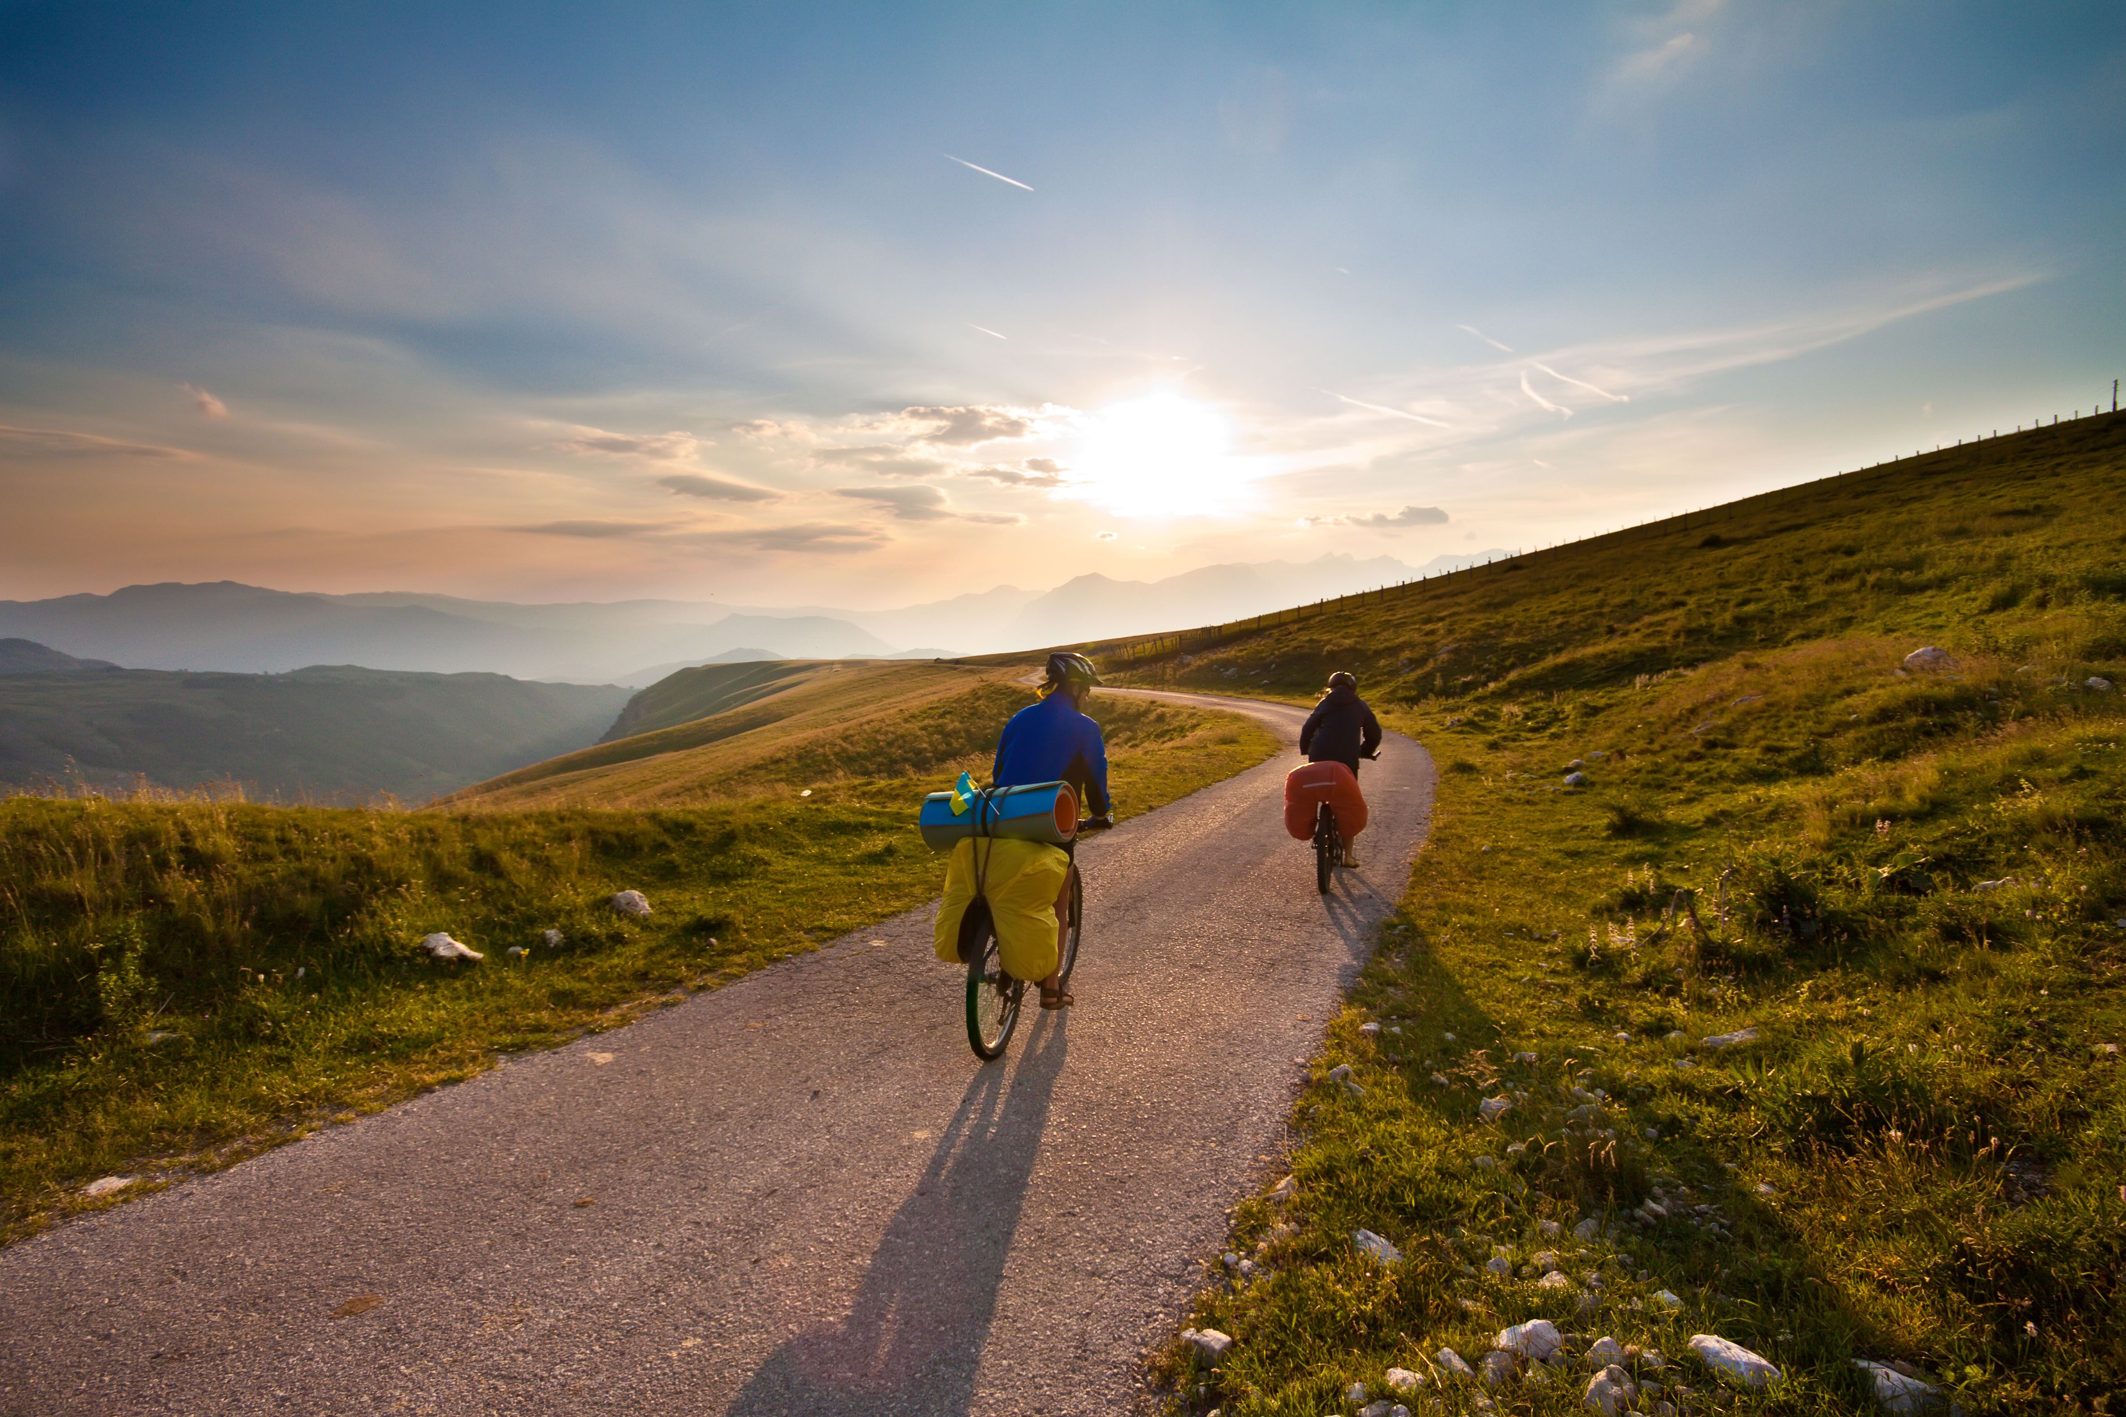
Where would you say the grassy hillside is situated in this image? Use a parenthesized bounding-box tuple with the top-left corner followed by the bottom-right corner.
(0, 662, 631, 803)
(1136, 415, 2126, 1414)
(597, 658, 826, 739)
(0, 670, 1276, 1242)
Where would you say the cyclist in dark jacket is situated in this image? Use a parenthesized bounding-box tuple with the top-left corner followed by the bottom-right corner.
(1299, 671, 1381, 865)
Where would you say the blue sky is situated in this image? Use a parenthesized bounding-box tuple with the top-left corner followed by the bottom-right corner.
(1, 1, 2120, 605)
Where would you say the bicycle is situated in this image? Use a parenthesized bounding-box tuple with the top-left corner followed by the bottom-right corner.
(1307, 750, 1378, 896)
(964, 816, 1107, 1061)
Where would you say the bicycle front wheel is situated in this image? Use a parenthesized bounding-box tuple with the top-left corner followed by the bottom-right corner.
(964, 913, 1022, 1061)
(1057, 866, 1084, 986)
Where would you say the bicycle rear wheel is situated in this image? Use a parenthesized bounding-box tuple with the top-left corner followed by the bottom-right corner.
(1056, 866, 1084, 986)
(963, 904, 1022, 1060)
(1314, 803, 1337, 895)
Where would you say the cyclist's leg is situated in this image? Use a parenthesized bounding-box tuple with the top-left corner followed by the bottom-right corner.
(1341, 758, 1363, 866)
(1040, 863, 1075, 1007)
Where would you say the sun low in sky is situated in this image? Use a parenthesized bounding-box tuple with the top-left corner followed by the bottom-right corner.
(0, 2, 2120, 606)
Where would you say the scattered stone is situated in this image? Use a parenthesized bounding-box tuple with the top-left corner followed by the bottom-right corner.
(1495, 1319, 1564, 1361)
(1444, 1032, 1457, 1042)
(1513, 1051, 1538, 1064)
(610, 890, 652, 917)
(1756, 1182, 1776, 1195)
(1902, 647, 1954, 672)
(1564, 772, 1589, 788)
(1644, 1127, 1660, 1140)
(1539, 1270, 1576, 1291)
(1539, 1219, 1562, 1238)
(1486, 1255, 1512, 1278)
(1701, 1027, 1760, 1049)
(1586, 1337, 1625, 1370)
(1674, 1058, 1697, 1070)
(1568, 758, 1586, 769)
(2095, 1043, 2119, 1057)
(1328, 1063, 1366, 1096)
(1437, 1348, 1474, 1381)
(1346, 1382, 1369, 1404)
(1687, 1334, 1781, 1388)
(1652, 1290, 1683, 1310)
(541, 928, 565, 948)
(1478, 1351, 1517, 1387)
(420, 932, 483, 962)
(1360, 1021, 1381, 1035)
(1529, 1250, 1561, 1274)
(1182, 1328, 1234, 1365)
(1355, 1229, 1403, 1265)
(1854, 1359, 1949, 1413)
(1573, 1218, 1602, 1242)
(506, 946, 526, 957)
(1479, 1096, 1513, 1122)
(144, 1030, 175, 1045)
(1665, 1029, 1688, 1042)
(1359, 1403, 1393, 1417)
(1639, 1349, 1668, 1371)
(2088, 676, 2114, 692)
(1584, 1365, 1637, 1415)
(1474, 1155, 1498, 1171)
(1384, 1367, 1425, 1395)
(82, 1175, 134, 1198)
(1430, 1072, 1451, 1087)
(1567, 1103, 1603, 1126)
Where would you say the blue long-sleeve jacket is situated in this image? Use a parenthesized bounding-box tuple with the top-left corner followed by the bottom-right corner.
(992, 692, 1111, 816)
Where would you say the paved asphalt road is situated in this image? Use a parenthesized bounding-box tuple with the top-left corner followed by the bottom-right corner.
(0, 690, 1434, 1417)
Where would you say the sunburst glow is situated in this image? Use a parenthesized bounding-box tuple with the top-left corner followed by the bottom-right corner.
(1063, 392, 1251, 519)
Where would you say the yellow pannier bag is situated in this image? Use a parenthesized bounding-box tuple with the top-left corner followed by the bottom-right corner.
(933, 835, 1069, 982)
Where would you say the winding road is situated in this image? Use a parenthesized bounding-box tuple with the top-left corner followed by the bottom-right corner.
(0, 691, 1434, 1417)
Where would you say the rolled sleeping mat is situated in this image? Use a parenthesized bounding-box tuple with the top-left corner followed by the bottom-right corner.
(920, 779, 1079, 852)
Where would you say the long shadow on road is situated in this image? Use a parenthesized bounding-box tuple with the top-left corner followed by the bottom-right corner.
(724, 1014, 1069, 1417)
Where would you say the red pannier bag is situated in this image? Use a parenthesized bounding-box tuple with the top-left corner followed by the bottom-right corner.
(1284, 761, 1368, 842)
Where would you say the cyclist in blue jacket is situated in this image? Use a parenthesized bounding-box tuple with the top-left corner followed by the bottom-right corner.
(992, 651, 1112, 1008)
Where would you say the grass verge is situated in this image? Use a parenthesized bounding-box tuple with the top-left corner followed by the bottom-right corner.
(0, 687, 1276, 1243)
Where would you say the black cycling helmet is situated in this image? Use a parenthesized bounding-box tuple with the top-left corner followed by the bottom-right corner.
(1328, 670, 1358, 691)
(1044, 651, 1101, 691)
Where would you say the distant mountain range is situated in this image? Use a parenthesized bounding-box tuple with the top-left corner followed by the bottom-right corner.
(0, 551, 1506, 683)
(0, 647, 630, 802)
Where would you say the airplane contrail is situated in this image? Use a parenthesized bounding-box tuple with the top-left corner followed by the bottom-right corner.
(1532, 361, 1628, 402)
(1457, 323, 1514, 353)
(967, 323, 1008, 340)
(1323, 390, 1451, 428)
(943, 154, 1033, 191)
(1520, 370, 1572, 417)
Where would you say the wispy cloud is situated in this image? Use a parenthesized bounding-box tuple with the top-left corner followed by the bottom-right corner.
(942, 153, 1033, 191)
(507, 518, 677, 539)
(891, 404, 1039, 446)
(682, 522, 888, 554)
(1301, 504, 1449, 529)
(182, 384, 229, 417)
(1322, 391, 1452, 428)
(657, 472, 780, 503)
(965, 457, 1067, 488)
(833, 484, 1018, 524)
(1531, 361, 1628, 403)
(0, 425, 194, 460)
(967, 323, 1007, 340)
(552, 426, 706, 461)
(1520, 370, 1572, 417)
(1456, 324, 1513, 353)
(813, 445, 954, 478)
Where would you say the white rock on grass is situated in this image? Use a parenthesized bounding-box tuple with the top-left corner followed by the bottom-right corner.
(1573, 1217, 1602, 1242)
(1485, 1255, 1512, 1277)
(1538, 1270, 1577, 1290)
(1359, 1403, 1393, 1417)
(82, 1175, 134, 1198)
(1564, 771, 1589, 788)
(1271, 1174, 1297, 1200)
(1529, 1250, 1560, 1274)
(540, 928, 565, 948)
(1854, 1359, 1950, 1413)
(1652, 1289, 1683, 1310)
(1478, 1351, 1517, 1387)
(1495, 1319, 1563, 1361)
(1384, 1366, 1426, 1395)
(1478, 1096, 1513, 1122)
(1345, 1382, 1369, 1404)
(1687, 1334, 1782, 1388)
(421, 932, 483, 962)
(1181, 1328, 1233, 1365)
(1585, 1337, 1625, 1370)
(1584, 1365, 1637, 1415)
(1701, 1027, 1760, 1049)
(2088, 676, 2114, 692)
(1355, 1229, 1403, 1265)
(1437, 1348, 1475, 1381)
(1903, 647, 1954, 671)
(610, 890, 652, 917)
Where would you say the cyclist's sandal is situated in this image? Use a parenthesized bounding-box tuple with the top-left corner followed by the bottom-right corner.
(1039, 985, 1074, 1010)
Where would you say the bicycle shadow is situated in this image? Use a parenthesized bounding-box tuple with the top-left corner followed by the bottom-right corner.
(721, 1014, 1069, 1416)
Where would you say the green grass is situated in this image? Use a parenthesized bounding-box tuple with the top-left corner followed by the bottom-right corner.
(0, 680, 1276, 1243)
(1133, 417, 2126, 1415)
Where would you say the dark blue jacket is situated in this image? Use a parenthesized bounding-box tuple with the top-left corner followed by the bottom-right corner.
(993, 691, 1111, 815)
(1300, 686, 1382, 773)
